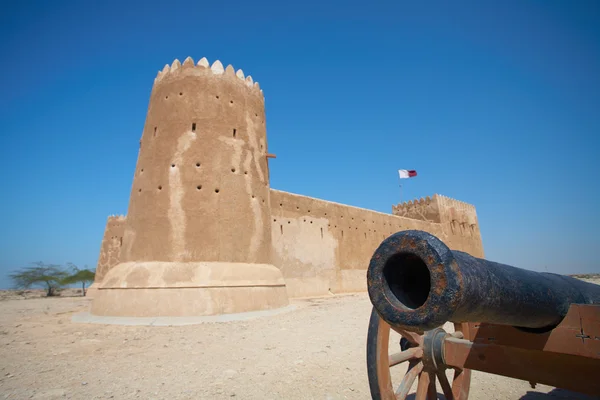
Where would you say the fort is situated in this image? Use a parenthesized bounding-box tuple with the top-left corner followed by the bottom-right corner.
(88, 56, 484, 317)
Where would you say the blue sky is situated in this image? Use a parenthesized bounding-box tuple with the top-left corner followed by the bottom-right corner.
(0, 0, 599, 288)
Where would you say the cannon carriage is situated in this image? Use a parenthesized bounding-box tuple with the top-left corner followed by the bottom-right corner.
(365, 230, 600, 399)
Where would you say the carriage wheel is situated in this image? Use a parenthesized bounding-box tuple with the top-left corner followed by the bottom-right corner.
(366, 307, 471, 400)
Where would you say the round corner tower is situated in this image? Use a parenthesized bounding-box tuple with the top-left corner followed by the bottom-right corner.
(91, 56, 288, 317)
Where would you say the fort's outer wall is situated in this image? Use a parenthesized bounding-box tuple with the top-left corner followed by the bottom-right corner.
(436, 194, 484, 258)
(94, 215, 126, 282)
(87, 215, 126, 297)
(270, 190, 484, 298)
(392, 194, 484, 258)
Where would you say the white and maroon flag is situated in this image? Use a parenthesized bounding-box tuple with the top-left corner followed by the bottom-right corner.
(398, 169, 417, 179)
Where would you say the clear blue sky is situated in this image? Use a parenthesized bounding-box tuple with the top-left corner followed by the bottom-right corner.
(1, 0, 599, 288)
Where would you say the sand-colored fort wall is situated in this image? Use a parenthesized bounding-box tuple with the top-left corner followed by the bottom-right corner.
(392, 194, 484, 258)
(94, 215, 126, 282)
(435, 194, 484, 257)
(270, 190, 484, 298)
(88, 215, 126, 297)
(92, 190, 484, 301)
(90, 57, 288, 317)
(118, 57, 272, 265)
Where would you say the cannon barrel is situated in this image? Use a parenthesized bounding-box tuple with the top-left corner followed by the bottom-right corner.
(367, 230, 600, 332)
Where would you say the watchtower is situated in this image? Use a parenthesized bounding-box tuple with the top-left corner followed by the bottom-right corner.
(91, 57, 289, 317)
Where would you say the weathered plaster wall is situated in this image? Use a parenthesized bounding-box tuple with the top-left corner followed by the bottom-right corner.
(270, 190, 484, 298)
(435, 194, 484, 258)
(120, 57, 272, 265)
(271, 189, 483, 297)
(393, 194, 484, 258)
(94, 215, 126, 283)
(91, 57, 288, 317)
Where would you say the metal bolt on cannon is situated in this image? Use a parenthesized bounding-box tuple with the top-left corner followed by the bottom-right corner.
(365, 230, 600, 400)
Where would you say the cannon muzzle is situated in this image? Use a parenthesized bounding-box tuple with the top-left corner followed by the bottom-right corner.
(367, 230, 600, 332)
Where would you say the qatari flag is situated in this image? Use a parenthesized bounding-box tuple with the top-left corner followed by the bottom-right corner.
(398, 169, 417, 179)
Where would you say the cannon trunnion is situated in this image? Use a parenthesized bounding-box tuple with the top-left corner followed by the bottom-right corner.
(365, 230, 600, 399)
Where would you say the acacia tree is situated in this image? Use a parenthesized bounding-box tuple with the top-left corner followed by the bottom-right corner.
(9, 262, 69, 297)
(62, 263, 95, 296)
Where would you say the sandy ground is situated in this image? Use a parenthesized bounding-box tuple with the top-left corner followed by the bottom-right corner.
(0, 289, 85, 302)
(0, 289, 598, 400)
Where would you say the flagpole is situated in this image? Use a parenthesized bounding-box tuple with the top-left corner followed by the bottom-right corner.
(399, 182, 402, 203)
(398, 175, 402, 203)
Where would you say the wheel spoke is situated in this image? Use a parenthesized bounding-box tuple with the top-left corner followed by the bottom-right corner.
(392, 327, 424, 346)
(451, 368, 471, 400)
(415, 371, 432, 400)
(427, 374, 437, 400)
(436, 370, 454, 400)
(395, 361, 423, 400)
(389, 347, 423, 367)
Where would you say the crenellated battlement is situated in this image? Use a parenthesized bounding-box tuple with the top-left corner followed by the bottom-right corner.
(392, 194, 479, 226)
(392, 195, 440, 222)
(153, 56, 263, 98)
(434, 194, 478, 226)
(392, 196, 435, 208)
(435, 194, 476, 213)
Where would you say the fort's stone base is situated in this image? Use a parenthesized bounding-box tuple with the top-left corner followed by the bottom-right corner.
(85, 283, 99, 298)
(90, 261, 289, 317)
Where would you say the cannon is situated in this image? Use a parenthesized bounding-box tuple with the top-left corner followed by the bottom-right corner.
(365, 230, 600, 399)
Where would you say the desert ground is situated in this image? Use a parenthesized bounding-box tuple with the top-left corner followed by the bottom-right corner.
(1, 280, 599, 400)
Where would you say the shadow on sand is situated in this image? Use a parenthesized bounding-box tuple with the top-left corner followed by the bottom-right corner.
(405, 388, 598, 400)
(519, 388, 599, 400)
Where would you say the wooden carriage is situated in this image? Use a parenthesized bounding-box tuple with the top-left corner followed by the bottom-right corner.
(365, 230, 600, 399)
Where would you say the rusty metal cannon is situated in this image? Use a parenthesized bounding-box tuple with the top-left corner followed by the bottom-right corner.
(365, 230, 600, 399)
